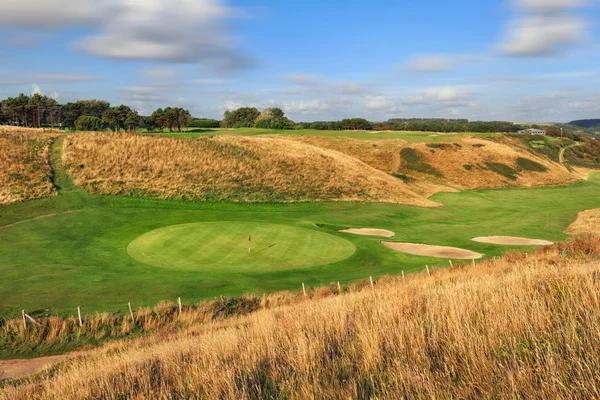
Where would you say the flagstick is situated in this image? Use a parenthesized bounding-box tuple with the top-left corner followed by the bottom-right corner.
(248, 234, 251, 257)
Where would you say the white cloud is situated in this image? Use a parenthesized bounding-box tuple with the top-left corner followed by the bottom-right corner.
(141, 68, 177, 80)
(364, 96, 399, 114)
(516, 0, 586, 11)
(31, 84, 42, 95)
(27, 73, 100, 83)
(283, 74, 375, 96)
(499, 0, 588, 56)
(404, 55, 454, 73)
(0, 0, 248, 67)
(404, 86, 473, 107)
(283, 100, 331, 114)
(0, 0, 105, 28)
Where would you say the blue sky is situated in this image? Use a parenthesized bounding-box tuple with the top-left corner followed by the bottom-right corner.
(0, 0, 598, 122)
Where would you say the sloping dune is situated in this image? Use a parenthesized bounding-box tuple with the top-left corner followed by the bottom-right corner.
(64, 133, 438, 206)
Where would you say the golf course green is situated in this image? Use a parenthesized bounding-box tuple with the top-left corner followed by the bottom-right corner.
(1, 136, 600, 317)
(127, 221, 356, 271)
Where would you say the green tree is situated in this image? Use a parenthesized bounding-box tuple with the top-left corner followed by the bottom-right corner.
(75, 115, 103, 131)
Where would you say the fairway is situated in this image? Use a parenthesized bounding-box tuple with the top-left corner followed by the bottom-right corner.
(127, 222, 356, 271)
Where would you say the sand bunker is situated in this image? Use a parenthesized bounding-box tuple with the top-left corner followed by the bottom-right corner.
(381, 242, 483, 259)
(472, 236, 553, 246)
(339, 228, 395, 237)
(566, 209, 600, 236)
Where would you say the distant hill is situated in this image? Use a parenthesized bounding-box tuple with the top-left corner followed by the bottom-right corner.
(569, 119, 600, 129)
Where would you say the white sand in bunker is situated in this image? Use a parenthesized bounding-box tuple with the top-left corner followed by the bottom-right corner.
(381, 242, 483, 260)
(339, 228, 395, 237)
(472, 236, 553, 246)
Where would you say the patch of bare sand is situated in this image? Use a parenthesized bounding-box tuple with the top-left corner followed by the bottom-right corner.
(472, 236, 553, 246)
(381, 242, 483, 259)
(339, 228, 395, 237)
(0, 354, 71, 381)
(566, 209, 600, 236)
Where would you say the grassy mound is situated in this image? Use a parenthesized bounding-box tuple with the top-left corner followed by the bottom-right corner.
(63, 133, 436, 206)
(127, 221, 356, 271)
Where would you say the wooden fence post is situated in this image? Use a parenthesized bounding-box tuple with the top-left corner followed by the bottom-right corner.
(128, 302, 134, 322)
(370, 276, 374, 288)
(426, 265, 431, 276)
(24, 313, 41, 326)
(77, 306, 83, 327)
(178, 297, 182, 314)
(22, 310, 26, 329)
(302, 283, 307, 297)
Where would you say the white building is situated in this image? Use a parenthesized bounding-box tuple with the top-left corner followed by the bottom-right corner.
(518, 128, 546, 135)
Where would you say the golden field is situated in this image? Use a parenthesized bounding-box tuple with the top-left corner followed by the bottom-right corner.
(0, 129, 57, 205)
(2, 237, 600, 399)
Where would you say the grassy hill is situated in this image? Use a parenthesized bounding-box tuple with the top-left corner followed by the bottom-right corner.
(63, 133, 437, 206)
(2, 237, 600, 398)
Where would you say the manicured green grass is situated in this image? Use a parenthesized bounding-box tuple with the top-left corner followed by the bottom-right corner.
(127, 221, 356, 272)
(141, 127, 498, 143)
(1, 138, 599, 317)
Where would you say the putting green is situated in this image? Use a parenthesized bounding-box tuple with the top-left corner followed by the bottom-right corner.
(127, 222, 356, 271)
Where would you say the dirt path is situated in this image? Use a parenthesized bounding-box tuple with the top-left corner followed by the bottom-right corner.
(559, 143, 582, 166)
(0, 354, 72, 381)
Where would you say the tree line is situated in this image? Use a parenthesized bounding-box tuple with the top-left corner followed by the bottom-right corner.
(0, 94, 192, 132)
(0, 93, 554, 134)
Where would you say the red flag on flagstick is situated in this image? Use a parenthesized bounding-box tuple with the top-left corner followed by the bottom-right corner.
(248, 234, 251, 242)
(248, 234, 251, 256)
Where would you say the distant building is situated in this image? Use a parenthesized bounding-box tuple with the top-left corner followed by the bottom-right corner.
(518, 128, 546, 135)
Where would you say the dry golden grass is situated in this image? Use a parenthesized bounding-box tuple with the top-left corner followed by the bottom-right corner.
(270, 135, 406, 172)
(567, 209, 600, 235)
(63, 133, 437, 206)
(0, 126, 62, 134)
(271, 135, 457, 197)
(403, 138, 576, 190)
(0, 129, 57, 205)
(3, 237, 600, 399)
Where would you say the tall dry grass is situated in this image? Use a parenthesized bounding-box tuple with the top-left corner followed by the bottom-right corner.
(567, 208, 600, 235)
(0, 126, 62, 135)
(3, 237, 600, 399)
(0, 129, 58, 205)
(405, 138, 576, 190)
(63, 133, 437, 206)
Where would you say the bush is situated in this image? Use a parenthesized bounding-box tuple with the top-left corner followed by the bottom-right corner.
(75, 115, 103, 131)
(516, 157, 548, 172)
(400, 148, 442, 178)
(484, 162, 518, 180)
(188, 119, 220, 129)
(391, 173, 413, 182)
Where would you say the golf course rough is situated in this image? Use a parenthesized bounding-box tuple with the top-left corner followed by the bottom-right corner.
(127, 221, 356, 271)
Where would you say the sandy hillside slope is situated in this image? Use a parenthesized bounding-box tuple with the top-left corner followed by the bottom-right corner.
(64, 133, 438, 206)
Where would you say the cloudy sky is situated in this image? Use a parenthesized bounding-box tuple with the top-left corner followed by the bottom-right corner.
(0, 0, 598, 122)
